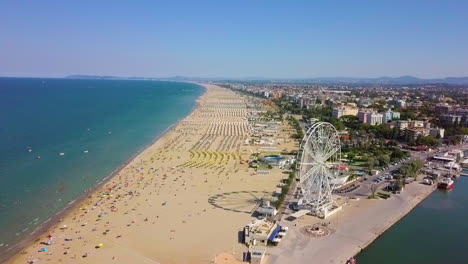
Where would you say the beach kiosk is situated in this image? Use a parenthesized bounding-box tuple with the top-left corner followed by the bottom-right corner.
(255, 200, 278, 220)
(244, 219, 283, 246)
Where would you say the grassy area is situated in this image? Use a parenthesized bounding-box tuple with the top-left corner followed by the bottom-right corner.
(377, 192, 391, 199)
(350, 161, 366, 166)
(343, 143, 410, 170)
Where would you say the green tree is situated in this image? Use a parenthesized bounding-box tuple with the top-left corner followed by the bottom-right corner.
(378, 154, 391, 166)
(400, 159, 424, 179)
(415, 134, 423, 145)
(367, 157, 377, 170)
(421, 135, 441, 147)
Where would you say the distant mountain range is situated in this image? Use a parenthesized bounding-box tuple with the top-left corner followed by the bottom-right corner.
(65, 75, 468, 85)
(295, 76, 468, 85)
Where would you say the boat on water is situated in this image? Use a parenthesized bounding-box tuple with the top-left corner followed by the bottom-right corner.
(438, 177, 454, 190)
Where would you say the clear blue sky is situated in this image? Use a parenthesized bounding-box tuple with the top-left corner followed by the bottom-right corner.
(1, 0, 467, 78)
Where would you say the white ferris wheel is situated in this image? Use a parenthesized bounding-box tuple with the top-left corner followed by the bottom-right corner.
(298, 122, 341, 217)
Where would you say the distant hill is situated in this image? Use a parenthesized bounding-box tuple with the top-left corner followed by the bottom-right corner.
(65, 75, 468, 85)
(294, 76, 468, 85)
(66, 75, 121, 80)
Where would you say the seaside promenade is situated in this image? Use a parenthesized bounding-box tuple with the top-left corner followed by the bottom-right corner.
(267, 176, 435, 263)
(6, 84, 289, 264)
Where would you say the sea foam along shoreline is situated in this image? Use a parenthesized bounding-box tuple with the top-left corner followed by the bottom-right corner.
(0, 82, 206, 263)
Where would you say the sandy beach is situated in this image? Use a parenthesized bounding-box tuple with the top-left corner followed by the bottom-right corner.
(6, 84, 295, 264)
(5, 83, 440, 264)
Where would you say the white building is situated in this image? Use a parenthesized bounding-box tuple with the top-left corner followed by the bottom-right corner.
(332, 105, 358, 118)
(381, 110, 401, 122)
(368, 112, 384, 125)
(430, 128, 445, 138)
(358, 110, 384, 125)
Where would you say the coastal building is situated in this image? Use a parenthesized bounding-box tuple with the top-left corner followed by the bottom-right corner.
(332, 105, 358, 118)
(405, 128, 430, 141)
(397, 99, 406, 108)
(439, 108, 468, 126)
(391, 111, 400, 120)
(368, 112, 383, 125)
(430, 128, 445, 138)
(396, 120, 409, 130)
(423, 121, 431, 129)
(440, 114, 462, 124)
(383, 111, 392, 122)
(255, 200, 278, 220)
(332, 107, 342, 118)
(358, 109, 371, 123)
(381, 110, 400, 122)
(357, 110, 384, 125)
(435, 103, 451, 114)
(357, 98, 373, 107)
(299, 97, 315, 108)
(388, 99, 406, 108)
(409, 120, 425, 128)
(244, 219, 283, 246)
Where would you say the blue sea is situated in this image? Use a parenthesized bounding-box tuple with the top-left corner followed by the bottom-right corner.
(357, 170, 468, 264)
(0, 78, 203, 253)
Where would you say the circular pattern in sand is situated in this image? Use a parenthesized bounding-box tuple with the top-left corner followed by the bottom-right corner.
(208, 191, 272, 214)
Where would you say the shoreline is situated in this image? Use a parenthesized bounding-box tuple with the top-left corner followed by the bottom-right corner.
(7, 83, 294, 264)
(1, 83, 207, 263)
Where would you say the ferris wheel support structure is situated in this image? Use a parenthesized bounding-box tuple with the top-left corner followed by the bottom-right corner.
(297, 122, 341, 218)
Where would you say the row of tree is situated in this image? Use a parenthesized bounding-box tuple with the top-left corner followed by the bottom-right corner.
(287, 116, 304, 139)
(274, 164, 296, 209)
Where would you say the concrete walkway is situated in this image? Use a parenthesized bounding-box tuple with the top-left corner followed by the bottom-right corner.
(267, 181, 435, 264)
